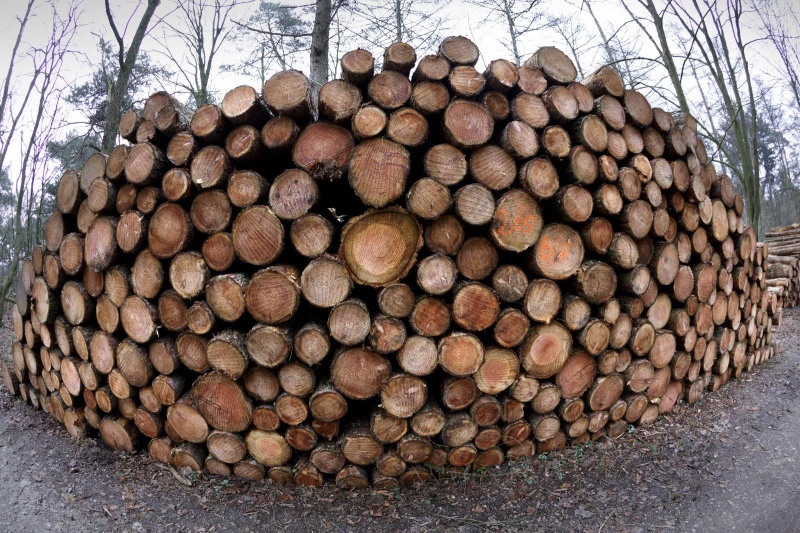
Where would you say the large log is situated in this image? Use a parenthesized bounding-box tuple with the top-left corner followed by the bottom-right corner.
(7, 35, 782, 489)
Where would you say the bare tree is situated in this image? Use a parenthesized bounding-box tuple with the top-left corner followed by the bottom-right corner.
(228, 2, 309, 86)
(758, 0, 800, 111)
(670, 0, 761, 233)
(346, 0, 447, 58)
(617, 0, 691, 112)
(685, 54, 724, 157)
(578, 0, 658, 91)
(465, 0, 551, 66)
(233, 0, 345, 92)
(101, 0, 161, 153)
(0, 0, 37, 175)
(310, 0, 332, 91)
(0, 0, 80, 314)
(755, 82, 799, 232)
(551, 13, 593, 79)
(161, 0, 238, 107)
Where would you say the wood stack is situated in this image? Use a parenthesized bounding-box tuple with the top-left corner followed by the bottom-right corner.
(765, 222, 800, 256)
(764, 256, 798, 324)
(2, 36, 780, 489)
(764, 223, 800, 319)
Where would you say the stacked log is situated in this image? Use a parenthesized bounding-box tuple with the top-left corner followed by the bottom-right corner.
(765, 222, 800, 256)
(764, 223, 800, 318)
(764, 256, 798, 325)
(2, 37, 780, 489)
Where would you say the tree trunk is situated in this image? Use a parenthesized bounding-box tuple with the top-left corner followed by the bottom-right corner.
(309, 0, 332, 97)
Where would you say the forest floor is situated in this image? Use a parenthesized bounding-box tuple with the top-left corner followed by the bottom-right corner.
(1, 310, 800, 532)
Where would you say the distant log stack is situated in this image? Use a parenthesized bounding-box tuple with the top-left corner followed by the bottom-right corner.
(765, 223, 800, 320)
(3, 36, 781, 489)
(765, 222, 800, 256)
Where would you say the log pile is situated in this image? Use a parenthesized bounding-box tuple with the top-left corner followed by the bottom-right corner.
(2, 36, 781, 489)
(764, 223, 800, 317)
(766, 222, 800, 256)
(764, 254, 798, 324)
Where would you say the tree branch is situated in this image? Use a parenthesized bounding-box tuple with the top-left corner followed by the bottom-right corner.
(104, 0, 125, 67)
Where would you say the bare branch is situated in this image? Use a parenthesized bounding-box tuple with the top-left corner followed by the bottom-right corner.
(233, 19, 312, 38)
(104, 0, 126, 67)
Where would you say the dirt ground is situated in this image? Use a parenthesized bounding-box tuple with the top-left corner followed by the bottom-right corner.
(2, 310, 800, 532)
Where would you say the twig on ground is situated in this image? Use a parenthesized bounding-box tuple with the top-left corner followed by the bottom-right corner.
(155, 463, 193, 486)
(598, 509, 616, 533)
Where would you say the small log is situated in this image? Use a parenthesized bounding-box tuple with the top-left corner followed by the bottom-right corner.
(525, 46, 577, 84)
(330, 348, 391, 400)
(443, 99, 494, 150)
(246, 430, 292, 467)
(339, 208, 421, 287)
(100, 416, 140, 452)
(453, 183, 494, 226)
(511, 93, 549, 130)
(448, 65, 485, 98)
(438, 332, 484, 377)
(60, 281, 92, 326)
(574, 260, 617, 304)
(351, 105, 387, 140)
(410, 81, 450, 115)
(119, 110, 142, 142)
(220, 84, 269, 127)
(585, 374, 624, 411)
(491, 189, 543, 252)
(526, 223, 585, 280)
(424, 143, 467, 186)
(169, 251, 210, 300)
(227, 170, 267, 208)
(341, 48, 375, 85)
(381, 374, 428, 418)
(231, 205, 284, 266)
(341, 424, 384, 466)
(452, 282, 500, 332)
(500, 120, 539, 159)
(166, 132, 197, 167)
(439, 36, 479, 66)
(368, 70, 412, 110)
(581, 65, 624, 97)
(518, 157, 559, 201)
(124, 143, 167, 186)
(301, 257, 352, 308)
(262, 69, 312, 122)
(328, 298, 371, 346)
(473, 347, 519, 395)
(245, 265, 300, 325)
(261, 116, 300, 150)
(520, 322, 573, 378)
(580, 217, 614, 254)
(292, 122, 354, 181)
(387, 107, 429, 148)
(493, 308, 530, 348)
(349, 139, 410, 207)
(269, 169, 319, 220)
(397, 335, 438, 377)
(441, 377, 479, 411)
(406, 178, 451, 220)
